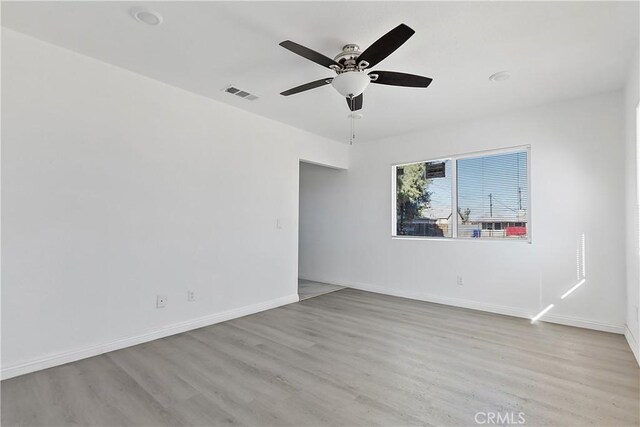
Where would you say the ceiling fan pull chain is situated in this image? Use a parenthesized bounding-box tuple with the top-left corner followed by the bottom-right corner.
(351, 116, 356, 145)
(350, 96, 356, 145)
(350, 115, 353, 145)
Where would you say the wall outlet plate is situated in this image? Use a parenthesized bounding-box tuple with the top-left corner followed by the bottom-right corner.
(457, 276, 464, 286)
(188, 290, 195, 302)
(156, 295, 168, 308)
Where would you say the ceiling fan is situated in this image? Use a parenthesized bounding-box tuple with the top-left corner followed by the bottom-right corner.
(279, 24, 432, 112)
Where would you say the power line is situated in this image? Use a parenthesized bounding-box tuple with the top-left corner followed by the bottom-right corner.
(491, 195, 520, 213)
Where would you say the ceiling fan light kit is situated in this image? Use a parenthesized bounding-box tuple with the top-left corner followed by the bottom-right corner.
(331, 72, 371, 98)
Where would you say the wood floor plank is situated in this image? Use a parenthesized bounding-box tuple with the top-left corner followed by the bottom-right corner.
(2, 288, 638, 426)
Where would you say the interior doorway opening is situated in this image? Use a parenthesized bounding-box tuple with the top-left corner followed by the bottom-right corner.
(298, 161, 346, 300)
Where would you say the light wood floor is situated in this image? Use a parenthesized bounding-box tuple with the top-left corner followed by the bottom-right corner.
(298, 279, 345, 301)
(2, 289, 639, 426)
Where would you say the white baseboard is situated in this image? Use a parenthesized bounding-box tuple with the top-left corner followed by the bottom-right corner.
(625, 325, 640, 366)
(301, 276, 625, 334)
(1, 293, 299, 380)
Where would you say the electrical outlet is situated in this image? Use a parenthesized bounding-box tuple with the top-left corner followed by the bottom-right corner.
(188, 290, 195, 302)
(156, 295, 167, 308)
(276, 218, 283, 229)
(457, 275, 463, 286)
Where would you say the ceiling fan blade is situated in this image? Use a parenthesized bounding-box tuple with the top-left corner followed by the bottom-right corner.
(346, 94, 363, 111)
(369, 71, 432, 88)
(279, 40, 341, 70)
(356, 24, 415, 69)
(280, 78, 333, 96)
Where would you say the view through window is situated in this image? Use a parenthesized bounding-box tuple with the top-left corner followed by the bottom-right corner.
(396, 160, 452, 237)
(457, 151, 528, 239)
(394, 148, 529, 240)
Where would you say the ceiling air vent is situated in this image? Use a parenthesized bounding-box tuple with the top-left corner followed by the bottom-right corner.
(222, 85, 259, 101)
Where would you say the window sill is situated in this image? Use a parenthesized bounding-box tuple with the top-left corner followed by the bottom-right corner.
(391, 236, 532, 243)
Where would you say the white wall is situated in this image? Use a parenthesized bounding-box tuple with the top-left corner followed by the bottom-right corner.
(624, 49, 640, 363)
(300, 91, 627, 332)
(1, 29, 348, 379)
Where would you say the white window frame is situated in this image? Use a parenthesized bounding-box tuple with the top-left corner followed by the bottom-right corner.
(391, 145, 532, 243)
(636, 101, 639, 257)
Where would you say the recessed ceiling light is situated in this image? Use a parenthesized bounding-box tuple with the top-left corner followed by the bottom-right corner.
(130, 7, 163, 26)
(489, 71, 511, 82)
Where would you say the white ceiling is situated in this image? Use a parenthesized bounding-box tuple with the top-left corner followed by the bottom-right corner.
(2, 1, 638, 143)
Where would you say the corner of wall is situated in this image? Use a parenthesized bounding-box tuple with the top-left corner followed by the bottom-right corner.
(624, 46, 640, 365)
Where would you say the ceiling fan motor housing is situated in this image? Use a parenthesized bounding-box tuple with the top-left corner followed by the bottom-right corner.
(334, 44, 370, 71)
(334, 44, 363, 70)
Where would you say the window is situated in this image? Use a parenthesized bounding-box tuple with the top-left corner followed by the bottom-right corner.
(396, 159, 452, 237)
(393, 147, 530, 240)
(457, 150, 529, 239)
